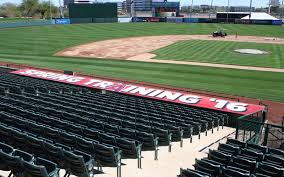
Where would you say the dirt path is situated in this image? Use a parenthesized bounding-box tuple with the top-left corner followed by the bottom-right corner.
(55, 35, 284, 72)
(127, 53, 284, 72)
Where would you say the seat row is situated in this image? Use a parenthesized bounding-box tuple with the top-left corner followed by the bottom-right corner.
(0, 73, 230, 122)
(0, 142, 60, 177)
(178, 138, 284, 177)
(0, 100, 161, 154)
(1, 83, 222, 130)
(0, 93, 190, 145)
(0, 121, 124, 177)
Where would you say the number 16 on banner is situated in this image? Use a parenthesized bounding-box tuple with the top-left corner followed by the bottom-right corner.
(210, 98, 248, 112)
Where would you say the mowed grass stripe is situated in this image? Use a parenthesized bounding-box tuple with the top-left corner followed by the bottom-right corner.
(153, 40, 284, 68)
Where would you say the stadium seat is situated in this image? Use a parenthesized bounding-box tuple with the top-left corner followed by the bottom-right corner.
(43, 142, 65, 169)
(5, 149, 33, 177)
(116, 137, 142, 168)
(247, 143, 268, 153)
(264, 154, 284, 167)
(194, 159, 221, 176)
(23, 157, 59, 177)
(256, 162, 284, 177)
(221, 166, 251, 177)
(26, 136, 45, 157)
(63, 149, 94, 177)
(226, 138, 246, 148)
(208, 149, 231, 165)
(240, 148, 264, 162)
(269, 148, 284, 157)
(230, 156, 257, 173)
(218, 143, 240, 155)
(0, 142, 14, 171)
(178, 168, 211, 177)
(93, 143, 122, 177)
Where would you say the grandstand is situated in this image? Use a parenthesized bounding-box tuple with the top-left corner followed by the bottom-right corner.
(0, 66, 283, 177)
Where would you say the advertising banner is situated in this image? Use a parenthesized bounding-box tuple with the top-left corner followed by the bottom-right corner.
(11, 69, 265, 115)
(55, 18, 71, 25)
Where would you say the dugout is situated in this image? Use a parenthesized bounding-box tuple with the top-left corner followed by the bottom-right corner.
(68, 3, 118, 23)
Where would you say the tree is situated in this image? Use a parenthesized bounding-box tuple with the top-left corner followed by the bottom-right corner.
(0, 3, 21, 17)
(38, 1, 50, 19)
(19, 0, 39, 17)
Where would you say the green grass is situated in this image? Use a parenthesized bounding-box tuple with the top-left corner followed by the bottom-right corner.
(153, 40, 284, 68)
(0, 23, 284, 101)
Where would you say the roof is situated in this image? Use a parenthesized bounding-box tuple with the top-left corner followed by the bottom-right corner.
(241, 12, 279, 20)
(217, 12, 250, 14)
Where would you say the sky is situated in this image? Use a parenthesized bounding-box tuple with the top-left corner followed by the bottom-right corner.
(0, 0, 273, 7)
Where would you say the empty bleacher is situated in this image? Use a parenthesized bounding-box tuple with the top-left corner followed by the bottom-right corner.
(179, 138, 284, 177)
(0, 68, 233, 177)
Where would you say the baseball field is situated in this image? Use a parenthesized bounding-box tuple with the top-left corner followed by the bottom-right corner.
(0, 23, 284, 101)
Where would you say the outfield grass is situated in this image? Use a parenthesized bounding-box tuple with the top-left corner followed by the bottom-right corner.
(0, 23, 284, 101)
(153, 40, 284, 68)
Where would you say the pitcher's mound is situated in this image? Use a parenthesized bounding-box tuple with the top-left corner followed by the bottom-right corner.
(234, 49, 269, 55)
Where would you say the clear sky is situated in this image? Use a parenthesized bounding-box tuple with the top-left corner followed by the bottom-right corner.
(0, 0, 272, 8)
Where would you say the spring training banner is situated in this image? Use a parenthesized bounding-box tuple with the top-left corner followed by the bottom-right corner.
(11, 69, 265, 115)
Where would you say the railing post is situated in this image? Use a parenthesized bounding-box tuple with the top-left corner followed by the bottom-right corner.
(235, 119, 239, 140)
(263, 124, 270, 146)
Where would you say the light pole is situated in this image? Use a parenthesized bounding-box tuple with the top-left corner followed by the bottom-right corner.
(281, 0, 284, 20)
(190, 0, 193, 18)
(226, 0, 230, 23)
(209, 0, 214, 19)
(249, 0, 253, 20)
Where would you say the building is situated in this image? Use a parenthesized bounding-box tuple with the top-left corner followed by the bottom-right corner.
(229, 6, 255, 12)
(64, 0, 74, 7)
(270, 0, 280, 6)
(126, 0, 180, 17)
(117, 2, 123, 14)
(122, 1, 128, 13)
(152, 1, 180, 17)
(133, 0, 152, 11)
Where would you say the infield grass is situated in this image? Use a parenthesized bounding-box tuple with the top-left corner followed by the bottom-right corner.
(153, 40, 284, 68)
(0, 23, 284, 101)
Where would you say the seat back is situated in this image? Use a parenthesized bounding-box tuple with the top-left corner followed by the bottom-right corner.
(93, 143, 119, 167)
(247, 143, 267, 153)
(222, 166, 250, 177)
(208, 150, 231, 165)
(195, 159, 220, 176)
(257, 162, 284, 177)
(218, 143, 240, 155)
(44, 142, 64, 168)
(264, 154, 284, 167)
(23, 160, 49, 177)
(179, 168, 211, 177)
(116, 137, 139, 159)
(63, 150, 91, 177)
(226, 138, 246, 148)
(231, 156, 257, 173)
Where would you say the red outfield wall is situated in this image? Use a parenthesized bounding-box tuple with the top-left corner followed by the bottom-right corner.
(11, 69, 265, 115)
